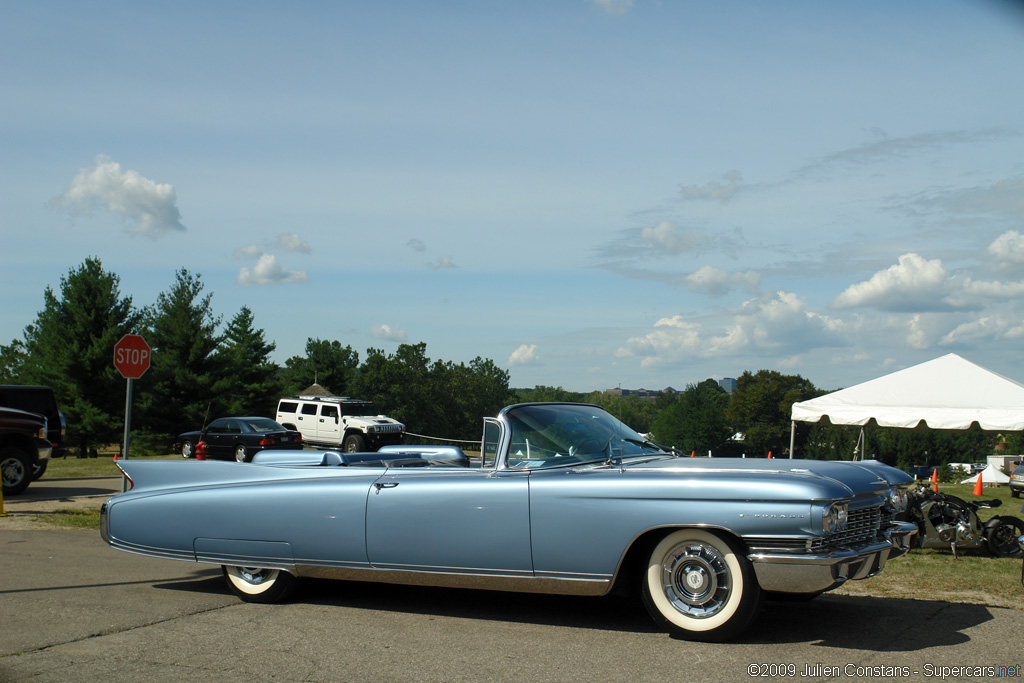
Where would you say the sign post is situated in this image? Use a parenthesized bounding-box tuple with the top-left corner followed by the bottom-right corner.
(113, 334, 151, 492)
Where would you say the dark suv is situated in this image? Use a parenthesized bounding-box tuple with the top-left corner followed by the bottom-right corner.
(0, 407, 52, 495)
(1010, 464, 1024, 499)
(0, 385, 66, 479)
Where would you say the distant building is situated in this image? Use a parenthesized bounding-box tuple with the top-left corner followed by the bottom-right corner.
(718, 378, 737, 393)
(605, 387, 679, 398)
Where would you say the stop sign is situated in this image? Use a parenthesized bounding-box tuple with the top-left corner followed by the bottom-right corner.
(113, 334, 152, 379)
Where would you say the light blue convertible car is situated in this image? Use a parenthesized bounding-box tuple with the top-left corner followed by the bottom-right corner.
(102, 402, 917, 641)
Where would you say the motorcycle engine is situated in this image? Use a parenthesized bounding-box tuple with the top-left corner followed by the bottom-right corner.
(935, 523, 956, 543)
(956, 522, 981, 544)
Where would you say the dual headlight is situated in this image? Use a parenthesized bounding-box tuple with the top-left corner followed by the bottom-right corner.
(822, 502, 849, 534)
(887, 486, 909, 513)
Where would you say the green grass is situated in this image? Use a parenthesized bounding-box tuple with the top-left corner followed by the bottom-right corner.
(31, 508, 101, 529)
(42, 452, 178, 479)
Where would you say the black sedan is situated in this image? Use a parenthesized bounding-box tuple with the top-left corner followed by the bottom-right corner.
(177, 417, 302, 462)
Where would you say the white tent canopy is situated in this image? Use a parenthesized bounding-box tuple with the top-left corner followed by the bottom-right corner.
(789, 354, 1024, 457)
(959, 464, 1010, 485)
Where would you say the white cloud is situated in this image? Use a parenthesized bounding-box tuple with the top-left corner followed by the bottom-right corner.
(680, 266, 760, 296)
(832, 253, 959, 312)
(276, 233, 311, 253)
(679, 170, 743, 203)
(509, 344, 540, 366)
(52, 154, 185, 238)
(233, 245, 264, 259)
(988, 230, 1024, 272)
(407, 238, 427, 252)
(640, 222, 711, 255)
(237, 254, 309, 286)
(617, 292, 844, 368)
(370, 323, 407, 342)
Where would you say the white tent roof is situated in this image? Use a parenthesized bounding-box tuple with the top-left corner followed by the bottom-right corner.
(791, 354, 1024, 431)
(959, 464, 1011, 485)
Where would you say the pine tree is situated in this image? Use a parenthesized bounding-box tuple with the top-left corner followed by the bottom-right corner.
(138, 269, 223, 436)
(13, 257, 142, 455)
(218, 306, 281, 416)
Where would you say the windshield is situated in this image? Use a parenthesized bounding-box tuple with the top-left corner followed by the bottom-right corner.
(504, 404, 665, 470)
(341, 402, 379, 417)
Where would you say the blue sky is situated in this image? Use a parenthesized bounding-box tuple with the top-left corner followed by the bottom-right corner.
(4, 0, 1024, 393)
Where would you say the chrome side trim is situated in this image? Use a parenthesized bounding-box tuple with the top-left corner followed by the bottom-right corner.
(295, 564, 611, 596)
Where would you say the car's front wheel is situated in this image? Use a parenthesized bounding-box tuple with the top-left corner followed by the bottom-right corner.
(222, 565, 299, 603)
(343, 434, 365, 453)
(640, 529, 762, 642)
(1, 446, 33, 496)
(234, 444, 247, 462)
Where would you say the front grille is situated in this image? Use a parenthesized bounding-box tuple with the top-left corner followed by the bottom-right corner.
(372, 424, 403, 433)
(809, 506, 881, 552)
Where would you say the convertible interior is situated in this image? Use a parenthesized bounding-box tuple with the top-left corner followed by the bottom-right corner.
(251, 446, 471, 468)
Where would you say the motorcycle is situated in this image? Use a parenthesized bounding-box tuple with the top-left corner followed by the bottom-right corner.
(1019, 503, 1024, 587)
(907, 484, 1024, 558)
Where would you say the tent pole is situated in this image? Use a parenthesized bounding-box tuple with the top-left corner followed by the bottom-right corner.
(789, 421, 796, 458)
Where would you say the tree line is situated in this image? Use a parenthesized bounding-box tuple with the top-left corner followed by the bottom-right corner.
(1, 258, 1014, 470)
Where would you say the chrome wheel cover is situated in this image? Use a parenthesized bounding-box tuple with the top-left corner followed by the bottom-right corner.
(660, 541, 731, 618)
(235, 446, 246, 462)
(236, 567, 274, 586)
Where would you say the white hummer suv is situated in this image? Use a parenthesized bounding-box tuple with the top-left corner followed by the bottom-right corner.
(275, 395, 405, 452)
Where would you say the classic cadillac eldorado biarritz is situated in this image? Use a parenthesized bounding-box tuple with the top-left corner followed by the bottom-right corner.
(102, 402, 917, 641)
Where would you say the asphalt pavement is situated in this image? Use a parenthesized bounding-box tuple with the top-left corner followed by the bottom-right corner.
(3, 523, 1024, 682)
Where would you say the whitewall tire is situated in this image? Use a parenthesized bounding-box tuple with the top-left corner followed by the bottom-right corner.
(640, 529, 762, 641)
(222, 565, 299, 604)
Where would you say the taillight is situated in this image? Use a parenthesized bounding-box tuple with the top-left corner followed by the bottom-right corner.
(295, 434, 302, 443)
(260, 436, 276, 446)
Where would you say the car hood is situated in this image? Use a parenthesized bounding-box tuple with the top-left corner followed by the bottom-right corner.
(618, 456, 909, 500)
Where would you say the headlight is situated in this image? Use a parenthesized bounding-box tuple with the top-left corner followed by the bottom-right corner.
(887, 486, 909, 512)
(822, 503, 849, 534)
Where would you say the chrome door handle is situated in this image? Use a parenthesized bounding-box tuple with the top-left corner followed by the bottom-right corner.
(373, 482, 399, 493)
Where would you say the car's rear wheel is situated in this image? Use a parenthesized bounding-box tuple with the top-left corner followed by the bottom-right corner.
(986, 516, 1024, 557)
(1, 446, 33, 496)
(234, 444, 247, 462)
(181, 440, 193, 458)
(222, 565, 299, 603)
(640, 528, 762, 642)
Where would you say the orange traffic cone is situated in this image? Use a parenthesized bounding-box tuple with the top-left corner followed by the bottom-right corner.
(690, 450, 695, 458)
(767, 451, 773, 459)
(931, 467, 938, 492)
(973, 472, 983, 496)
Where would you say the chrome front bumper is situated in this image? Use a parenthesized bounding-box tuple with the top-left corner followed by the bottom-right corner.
(748, 521, 918, 594)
